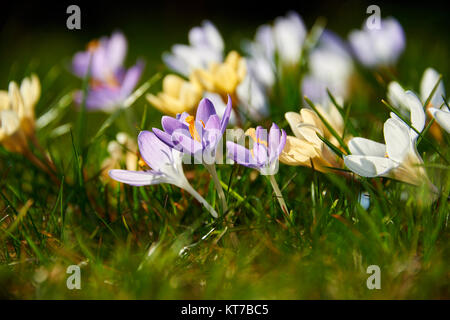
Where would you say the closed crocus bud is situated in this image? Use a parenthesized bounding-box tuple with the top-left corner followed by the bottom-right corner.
(146, 74, 203, 116)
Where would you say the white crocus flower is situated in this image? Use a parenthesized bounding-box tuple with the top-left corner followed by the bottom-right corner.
(388, 67, 449, 134)
(344, 92, 431, 186)
(163, 20, 224, 77)
(420, 68, 450, 133)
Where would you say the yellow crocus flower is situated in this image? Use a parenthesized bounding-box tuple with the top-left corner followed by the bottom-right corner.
(146, 74, 203, 116)
(0, 74, 40, 153)
(193, 51, 246, 99)
(280, 104, 345, 172)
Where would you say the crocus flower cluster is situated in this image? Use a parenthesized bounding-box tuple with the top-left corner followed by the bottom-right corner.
(148, 20, 269, 122)
(72, 31, 144, 111)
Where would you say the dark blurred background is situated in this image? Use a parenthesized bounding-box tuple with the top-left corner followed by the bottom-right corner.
(1, 0, 449, 103)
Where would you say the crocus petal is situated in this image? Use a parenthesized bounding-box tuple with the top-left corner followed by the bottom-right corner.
(162, 115, 188, 134)
(404, 91, 426, 135)
(138, 130, 173, 171)
(152, 128, 175, 148)
(72, 51, 92, 78)
(226, 141, 258, 168)
(344, 155, 398, 177)
(420, 67, 446, 108)
(109, 169, 164, 186)
(205, 114, 221, 130)
(172, 130, 204, 155)
(384, 118, 410, 163)
(268, 123, 281, 159)
(120, 61, 144, 98)
(348, 137, 386, 157)
(220, 95, 233, 135)
(196, 98, 216, 124)
(106, 32, 128, 73)
(429, 108, 450, 133)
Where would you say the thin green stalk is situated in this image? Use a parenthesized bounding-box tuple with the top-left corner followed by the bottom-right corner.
(205, 164, 228, 214)
(268, 175, 289, 218)
(183, 184, 218, 219)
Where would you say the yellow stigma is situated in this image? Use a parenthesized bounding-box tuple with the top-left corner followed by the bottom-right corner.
(185, 115, 205, 142)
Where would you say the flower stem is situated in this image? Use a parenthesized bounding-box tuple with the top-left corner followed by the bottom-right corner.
(268, 174, 289, 218)
(184, 184, 219, 218)
(205, 164, 228, 214)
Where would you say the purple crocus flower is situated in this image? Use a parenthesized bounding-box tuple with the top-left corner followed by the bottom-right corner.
(72, 31, 144, 111)
(109, 130, 218, 218)
(152, 95, 232, 165)
(226, 123, 286, 175)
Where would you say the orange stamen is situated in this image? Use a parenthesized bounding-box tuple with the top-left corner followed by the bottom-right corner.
(185, 115, 202, 142)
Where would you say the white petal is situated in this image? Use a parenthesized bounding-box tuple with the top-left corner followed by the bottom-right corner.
(344, 155, 397, 177)
(404, 91, 426, 133)
(420, 67, 446, 108)
(387, 81, 408, 111)
(384, 118, 410, 163)
(429, 108, 450, 133)
(348, 137, 386, 157)
(109, 170, 165, 186)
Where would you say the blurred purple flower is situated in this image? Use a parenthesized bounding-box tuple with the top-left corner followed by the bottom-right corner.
(72, 31, 144, 111)
(226, 123, 286, 175)
(153, 95, 232, 164)
(348, 17, 405, 68)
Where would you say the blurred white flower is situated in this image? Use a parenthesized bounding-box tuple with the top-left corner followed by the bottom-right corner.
(163, 20, 224, 77)
(349, 17, 405, 68)
(273, 11, 307, 66)
(302, 30, 354, 107)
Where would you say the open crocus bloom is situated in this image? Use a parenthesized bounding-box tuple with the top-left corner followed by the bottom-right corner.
(388, 67, 449, 135)
(0, 75, 40, 153)
(344, 92, 430, 186)
(109, 130, 218, 218)
(227, 123, 286, 175)
(280, 104, 344, 171)
(153, 96, 232, 164)
(72, 31, 144, 111)
(163, 20, 224, 77)
(348, 17, 405, 68)
(146, 74, 203, 116)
